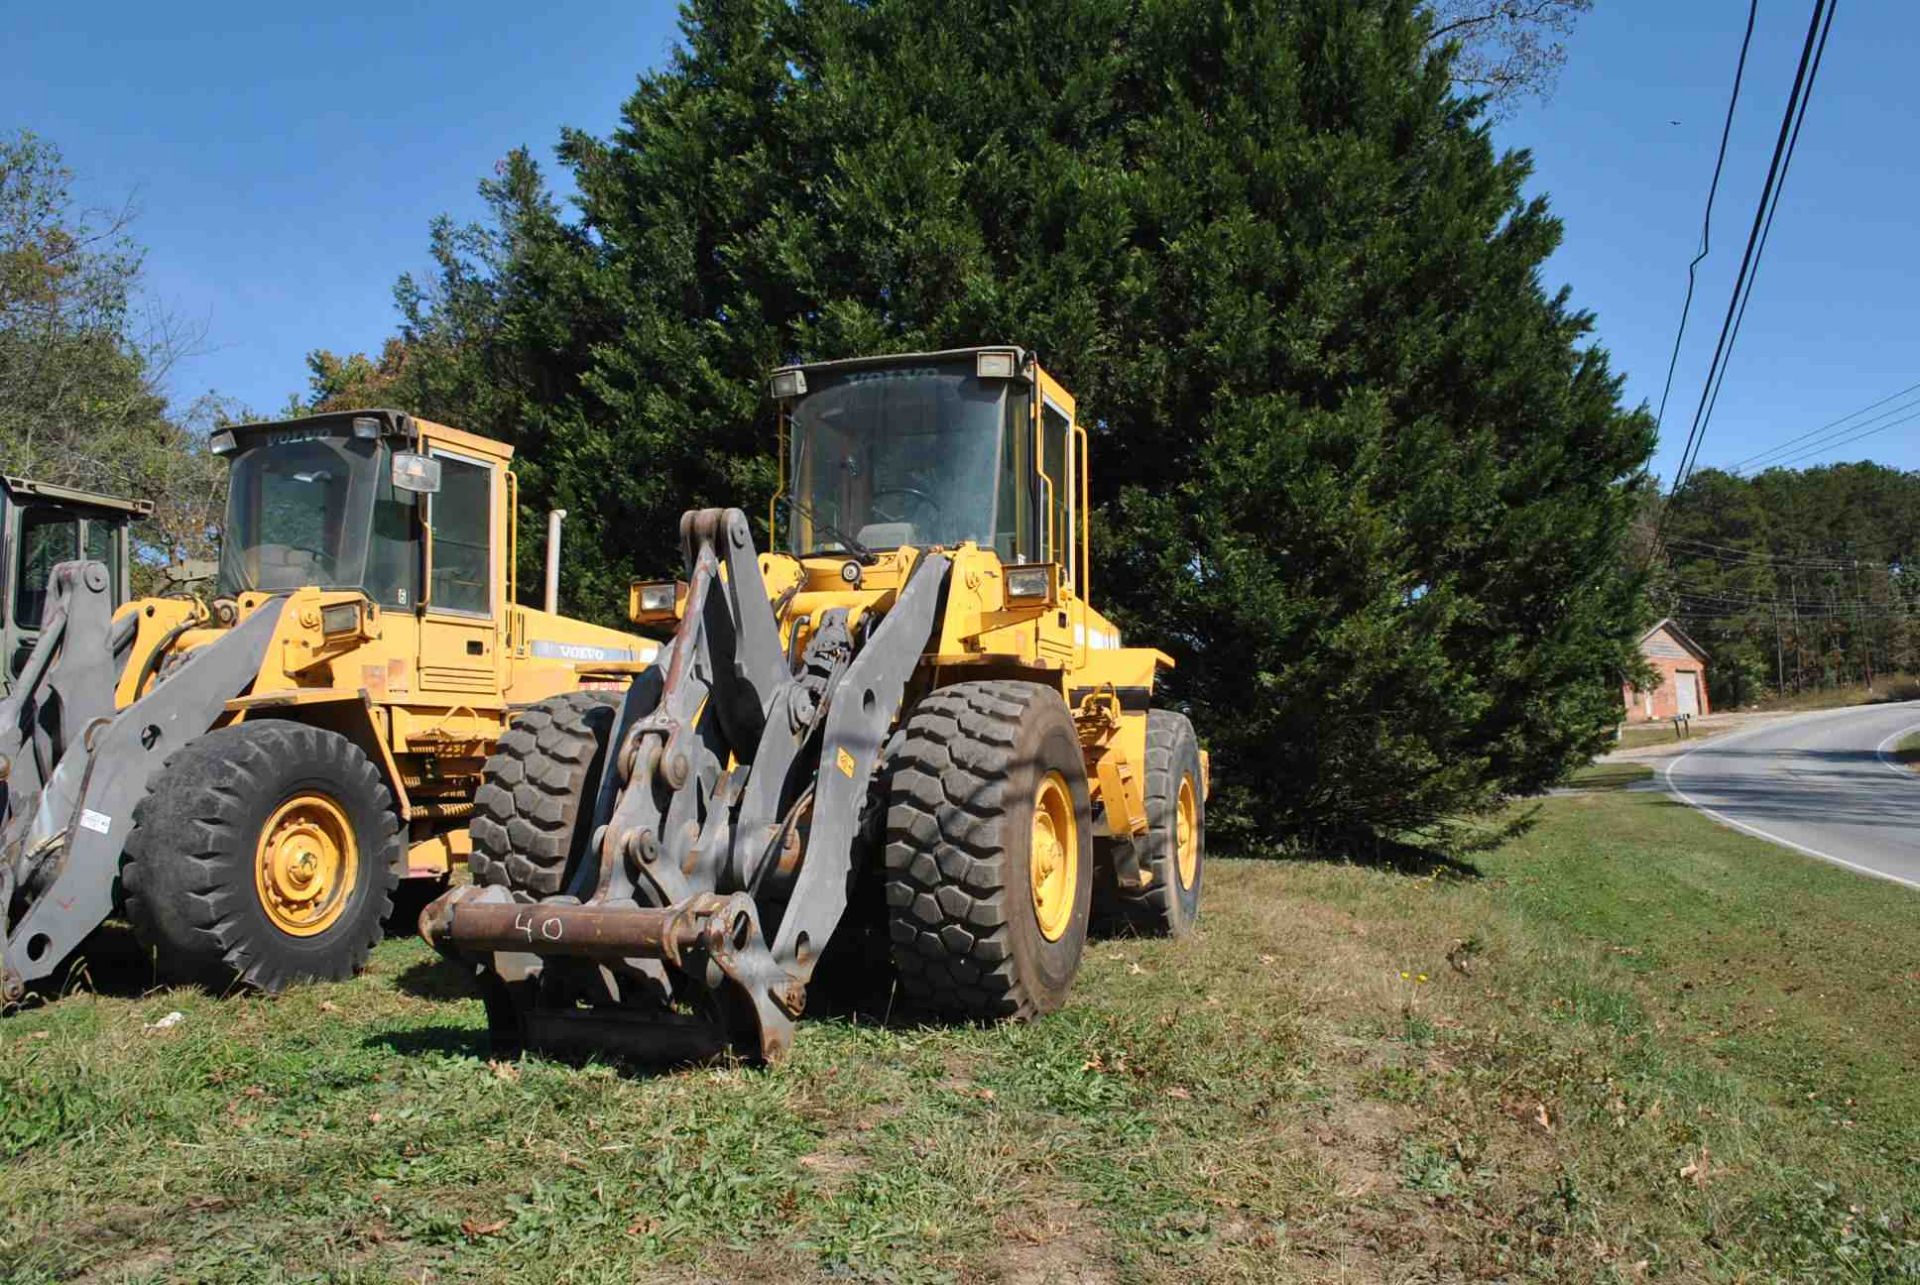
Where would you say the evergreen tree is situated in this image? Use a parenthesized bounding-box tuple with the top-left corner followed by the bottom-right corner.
(325, 0, 1657, 845)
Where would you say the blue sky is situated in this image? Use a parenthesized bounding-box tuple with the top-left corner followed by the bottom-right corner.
(12, 1, 1917, 484)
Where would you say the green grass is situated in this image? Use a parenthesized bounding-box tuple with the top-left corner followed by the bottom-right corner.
(3, 794, 1915, 1282)
(1615, 722, 1725, 752)
(1753, 674, 1920, 713)
(1890, 732, 1920, 771)
(1565, 761, 1655, 791)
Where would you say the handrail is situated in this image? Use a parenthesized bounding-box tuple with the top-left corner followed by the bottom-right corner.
(505, 468, 518, 611)
(1074, 421, 1091, 605)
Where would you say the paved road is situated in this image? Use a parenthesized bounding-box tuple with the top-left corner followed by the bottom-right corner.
(1663, 700, 1920, 890)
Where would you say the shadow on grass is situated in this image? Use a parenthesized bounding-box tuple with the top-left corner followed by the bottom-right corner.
(17, 922, 158, 1006)
(1281, 831, 1485, 881)
(392, 955, 478, 1002)
(362, 1024, 492, 1060)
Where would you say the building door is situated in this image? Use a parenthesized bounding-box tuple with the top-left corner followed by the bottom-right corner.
(1676, 671, 1700, 716)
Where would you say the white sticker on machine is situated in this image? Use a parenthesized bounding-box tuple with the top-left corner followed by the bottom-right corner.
(79, 809, 112, 836)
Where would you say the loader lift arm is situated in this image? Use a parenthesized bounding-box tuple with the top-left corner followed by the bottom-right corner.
(425, 509, 950, 1062)
(1, 571, 285, 1003)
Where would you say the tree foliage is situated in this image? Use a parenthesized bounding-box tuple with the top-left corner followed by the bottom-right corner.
(312, 0, 1653, 845)
(0, 130, 227, 579)
(1654, 464, 1920, 705)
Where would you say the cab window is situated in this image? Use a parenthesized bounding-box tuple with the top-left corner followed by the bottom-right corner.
(995, 390, 1032, 562)
(14, 511, 79, 628)
(364, 467, 422, 610)
(1039, 400, 1072, 579)
(83, 517, 119, 597)
(428, 454, 492, 615)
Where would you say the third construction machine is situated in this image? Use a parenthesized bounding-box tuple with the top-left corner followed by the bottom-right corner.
(1, 475, 150, 696)
(0, 410, 653, 1004)
(425, 347, 1208, 1064)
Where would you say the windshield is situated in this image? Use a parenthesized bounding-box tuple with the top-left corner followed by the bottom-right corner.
(217, 432, 419, 607)
(785, 360, 1006, 556)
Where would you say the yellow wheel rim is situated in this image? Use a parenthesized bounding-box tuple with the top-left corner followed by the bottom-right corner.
(1029, 771, 1078, 942)
(254, 793, 358, 937)
(1175, 775, 1199, 889)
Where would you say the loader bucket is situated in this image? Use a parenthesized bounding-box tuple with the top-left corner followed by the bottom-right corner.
(426, 508, 950, 1063)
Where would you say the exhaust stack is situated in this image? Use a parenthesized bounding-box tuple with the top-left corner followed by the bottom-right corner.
(543, 509, 567, 613)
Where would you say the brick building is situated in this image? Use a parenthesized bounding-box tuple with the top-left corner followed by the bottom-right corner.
(1623, 618, 1710, 723)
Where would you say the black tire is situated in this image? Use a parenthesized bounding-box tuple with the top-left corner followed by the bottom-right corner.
(883, 680, 1094, 1020)
(1105, 710, 1205, 936)
(123, 721, 403, 992)
(469, 692, 620, 900)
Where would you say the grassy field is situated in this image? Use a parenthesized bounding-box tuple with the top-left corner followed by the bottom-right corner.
(2, 792, 1915, 1283)
(1613, 722, 1719, 753)
(1751, 675, 1920, 714)
(1564, 762, 1656, 791)
(1890, 732, 1920, 772)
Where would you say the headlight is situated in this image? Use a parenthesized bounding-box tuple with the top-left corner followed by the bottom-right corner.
(630, 580, 683, 624)
(320, 603, 361, 635)
(208, 429, 238, 455)
(769, 369, 807, 399)
(976, 350, 1017, 378)
(1005, 564, 1057, 603)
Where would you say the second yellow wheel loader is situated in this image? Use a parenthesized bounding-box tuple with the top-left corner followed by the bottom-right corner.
(0, 409, 654, 1004)
(425, 347, 1210, 1064)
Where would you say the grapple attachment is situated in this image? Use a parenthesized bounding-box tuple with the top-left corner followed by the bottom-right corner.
(426, 508, 950, 1064)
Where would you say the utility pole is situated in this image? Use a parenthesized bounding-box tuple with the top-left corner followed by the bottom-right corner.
(1856, 558, 1874, 692)
(1774, 599, 1785, 693)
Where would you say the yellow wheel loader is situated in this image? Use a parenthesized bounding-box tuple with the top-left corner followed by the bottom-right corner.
(0, 409, 654, 1003)
(424, 348, 1209, 1064)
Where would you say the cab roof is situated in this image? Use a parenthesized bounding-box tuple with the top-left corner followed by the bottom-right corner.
(218, 409, 514, 463)
(771, 345, 1032, 380)
(1, 475, 153, 519)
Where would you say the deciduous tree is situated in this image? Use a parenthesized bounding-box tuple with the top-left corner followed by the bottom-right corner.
(0, 131, 227, 581)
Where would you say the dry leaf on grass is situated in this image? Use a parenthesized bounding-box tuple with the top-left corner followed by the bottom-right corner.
(461, 1218, 508, 1240)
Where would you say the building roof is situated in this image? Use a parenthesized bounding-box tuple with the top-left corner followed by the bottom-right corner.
(1638, 617, 1709, 663)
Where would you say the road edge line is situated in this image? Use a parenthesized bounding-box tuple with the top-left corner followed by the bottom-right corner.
(1663, 701, 1920, 893)
(1872, 721, 1920, 781)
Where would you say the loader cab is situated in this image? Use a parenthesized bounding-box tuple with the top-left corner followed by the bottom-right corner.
(212, 411, 429, 612)
(211, 410, 515, 613)
(211, 409, 519, 697)
(0, 477, 150, 688)
(770, 346, 1089, 596)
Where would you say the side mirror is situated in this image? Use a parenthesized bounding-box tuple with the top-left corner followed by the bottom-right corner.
(392, 452, 442, 495)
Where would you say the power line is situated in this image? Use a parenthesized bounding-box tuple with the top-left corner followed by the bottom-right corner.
(1724, 378, 1920, 472)
(1688, 0, 1841, 479)
(1648, 0, 1760, 444)
(1663, 536, 1887, 571)
(1740, 405, 1920, 473)
(1668, 0, 1838, 504)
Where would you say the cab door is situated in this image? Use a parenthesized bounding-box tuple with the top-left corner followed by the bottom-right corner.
(417, 446, 503, 699)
